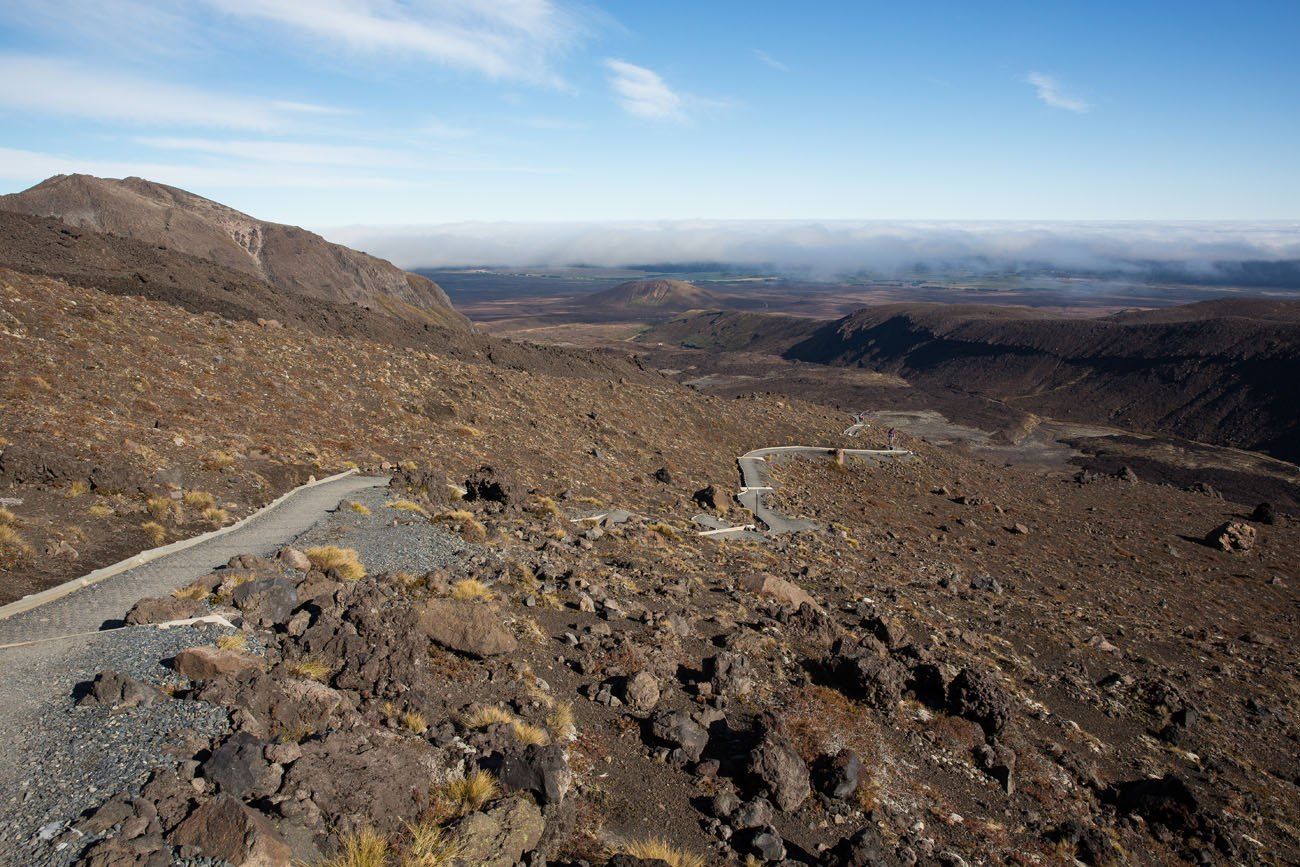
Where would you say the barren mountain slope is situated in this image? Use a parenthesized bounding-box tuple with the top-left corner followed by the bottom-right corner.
(1, 270, 1297, 867)
(642, 303, 1300, 462)
(0, 266, 833, 602)
(0, 174, 469, 330)
(0, 209, 658, 384)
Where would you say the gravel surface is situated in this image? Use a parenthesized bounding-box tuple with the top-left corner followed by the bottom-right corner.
(0, 622, 234, 867)
(0, 480, 471, 866)
(291, 486, 470, 575)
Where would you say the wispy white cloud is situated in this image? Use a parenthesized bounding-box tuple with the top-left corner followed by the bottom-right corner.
(418, 117, 475, 139)
(135, 136, 418, 167)
(203, 0, 587, 84)
(604, 59, 687, 122)
(0, 55, 311, 129)
(1026, 71, 1090, 113)
(0, 145, 401, 189)
(754, 49, 789, 72)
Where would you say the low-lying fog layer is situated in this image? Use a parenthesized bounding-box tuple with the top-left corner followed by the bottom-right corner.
(328, 220, 1300, 283)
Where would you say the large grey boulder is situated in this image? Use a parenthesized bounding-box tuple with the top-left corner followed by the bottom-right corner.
(448, 796, 543, 867)
(418, 599, 517, 658)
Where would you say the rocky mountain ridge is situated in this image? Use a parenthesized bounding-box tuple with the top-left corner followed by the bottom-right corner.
(0, 174, 469, 330)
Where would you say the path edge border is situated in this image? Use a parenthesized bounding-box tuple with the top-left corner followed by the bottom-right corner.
(0, 468, 363, 622)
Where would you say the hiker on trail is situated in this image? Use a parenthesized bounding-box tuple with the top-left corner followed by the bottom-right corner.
(887, 427, 897, 448)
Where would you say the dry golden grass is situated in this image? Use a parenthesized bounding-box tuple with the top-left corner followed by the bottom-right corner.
(305, 546, 366, 580)
(400, 710, 429, 735)
(140, 521, 167, 546)
(202, 506, 230, 526)
(546, 700, 576, 740)
(0, 506, 15, 525)
(66, 479, 89, 497)
(401, 821, 462, 867)
(205, 450, 237, 470)
(387, 499, 430, 518)
(620, 838, 706, 867)
(510, 720, 550, 747)
(318, 827, 389, 867)
(172, 581, 211, 601)
(452, 424, 483, 438)
(288, 656, 332, 682)
(449, 578, 493, 601)
(87, 503, 115, 519)
(0, 524, 33, 560)
(347, 500, 372, 516)
(531, 496, 562, 518)
(460, 705, 515, 730)
(217, 632, 248, 652)
(434, 510, 486, 542)
(144, 495, 174, 520)
(436, 770, 498, 817)
(647, 521, 680, 540)
(182, 490, 216, 509)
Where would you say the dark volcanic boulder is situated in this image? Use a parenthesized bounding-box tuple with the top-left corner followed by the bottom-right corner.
(124, 595, 204, 625)
(495, 743, 573, 806)
(823, 638, 905, 715)
(746, 717, 810, 812)
(650, 710, 709, 763)
(231, 578, 298, 628)
(201, 732, 276, 799)
(948, 666, 1013, 737)
(77, 670, 165, 712)
(170, 794, 292, 866)
(464, 464, 514, 506)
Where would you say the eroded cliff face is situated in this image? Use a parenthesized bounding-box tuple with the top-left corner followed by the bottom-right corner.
(0, 174, 469, 330)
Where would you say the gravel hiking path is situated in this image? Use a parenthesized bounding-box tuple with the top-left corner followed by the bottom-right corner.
(0, 474, 401, 866)
(0, 474, 388, 648)
(728, 446, 912, 536)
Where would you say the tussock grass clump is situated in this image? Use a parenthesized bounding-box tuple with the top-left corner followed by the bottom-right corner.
(0, 524, 33, 560)
(435, 510, 486, 542)
(172, 581, 211, 601)
(182, 490, 216, 509)
(202, 506, 230, 526)
(0, 506, 16, 525)
(205, 451, 236, 470)
(140, 521, 167, 546)
(387, 499, 431, 518)
(436, 770, 498, 817)
(402, 821, 462, 866)
(621, 838, 706, 867)
(288, 656, 332, 682)
(449, 578, 493, 601)
(347, 500, 372, 516)
(460, 705, 515, 730)
(318, 827, 389, 867)
(510, 720, 550, 747)
(305, 546, 366, 580)
(400, 710, 429, 735)
(546, 701, 576, 741)
(145, 494, 175, 521)
(87, 503, 115, 519)
(647, 521, 680, 541)
(217, 632, 248, 652)
(66, 480, 89, 498)
(530, 496, 562, 519)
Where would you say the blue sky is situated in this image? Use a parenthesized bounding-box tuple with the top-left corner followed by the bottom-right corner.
(0, 1, 1298, 229)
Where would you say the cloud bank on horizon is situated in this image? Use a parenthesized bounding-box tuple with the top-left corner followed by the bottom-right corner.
(327, 220, 1300, 279)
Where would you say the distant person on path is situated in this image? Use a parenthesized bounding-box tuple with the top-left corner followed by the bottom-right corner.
(887, 427, 897, 448)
